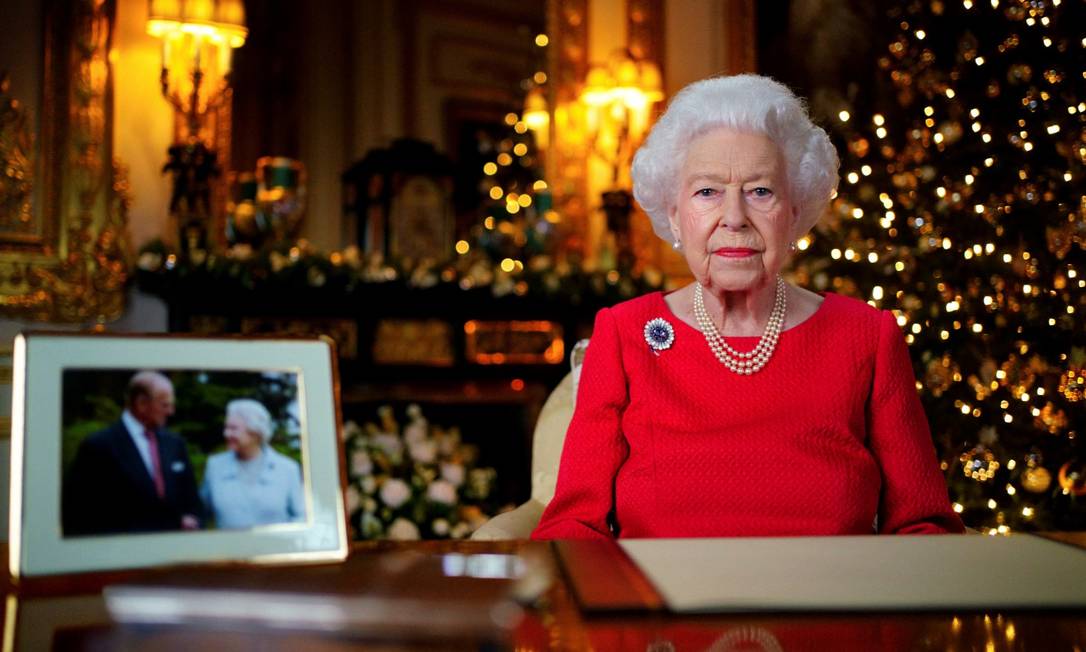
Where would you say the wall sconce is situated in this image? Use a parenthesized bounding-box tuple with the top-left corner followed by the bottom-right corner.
(147, 0, 246, 255)
(146, 0, 247, 141)
(581, 49, 663, 188)
(522, 86, 550, 152)
(580, 50, 663, 270)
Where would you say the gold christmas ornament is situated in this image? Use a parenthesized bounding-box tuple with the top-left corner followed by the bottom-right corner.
(958, 36, 977, 60)
(1046, 223, 1072, 259)
(1000, 354, 1037, 396)
(925, 354, 958, 397)
(1006, 63, 1033, 84)
(968, 374, 993, 400)
(1058, 462, 1086, 497)
(937, 121, 964, 145)
(1021, 465, 1052, 493)
(1059, 367, 1085, 402)
(1035, 402, 1069, 435)
(960, 445, 1000, 482)
(849, 136, 870, 158)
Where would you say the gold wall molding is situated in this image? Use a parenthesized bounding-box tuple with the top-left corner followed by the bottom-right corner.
(627, 0, 664, 71)
(724, 0, 757, 74)
(0, 0, 129, 324)
(0, 75, 34, 237)
(625, 0, 680, 276)
(547, 0, 590, 246)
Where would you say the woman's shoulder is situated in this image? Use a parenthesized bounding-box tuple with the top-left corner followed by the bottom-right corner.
(811, 291, 902, 356)
(204, 451, 233, 472)
(818, 291, 889, 327)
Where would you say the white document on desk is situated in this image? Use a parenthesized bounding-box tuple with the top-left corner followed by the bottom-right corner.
(620, 534, 1086, 612)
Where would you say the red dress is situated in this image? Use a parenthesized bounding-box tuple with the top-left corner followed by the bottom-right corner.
(532, 291, 965, 540)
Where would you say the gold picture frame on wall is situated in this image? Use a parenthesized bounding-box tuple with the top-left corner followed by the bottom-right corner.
(0, 0, 128, 324)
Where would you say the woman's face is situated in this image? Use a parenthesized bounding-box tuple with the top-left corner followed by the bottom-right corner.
(668, 127, 797, 294)
(224, 414, 262, 459)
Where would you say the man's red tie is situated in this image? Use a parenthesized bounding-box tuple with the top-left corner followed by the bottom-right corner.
(144, 429, 166, 499)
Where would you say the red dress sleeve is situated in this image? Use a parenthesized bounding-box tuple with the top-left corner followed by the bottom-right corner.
(868, 310, 966, 534)
(532, 308, 629, 540)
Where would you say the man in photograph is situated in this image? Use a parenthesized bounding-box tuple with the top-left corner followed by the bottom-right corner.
(62, 371, 202, 536)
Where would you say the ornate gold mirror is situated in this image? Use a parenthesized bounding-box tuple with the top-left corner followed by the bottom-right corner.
(0, 0, 128, 324)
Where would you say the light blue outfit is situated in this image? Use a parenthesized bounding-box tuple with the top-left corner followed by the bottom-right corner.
(200, 447, 306, 529)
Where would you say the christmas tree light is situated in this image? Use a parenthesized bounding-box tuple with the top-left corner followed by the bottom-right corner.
(794, 0, 1086, 532)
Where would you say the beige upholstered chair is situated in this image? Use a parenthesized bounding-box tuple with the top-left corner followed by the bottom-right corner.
(471, 340, 586, 539)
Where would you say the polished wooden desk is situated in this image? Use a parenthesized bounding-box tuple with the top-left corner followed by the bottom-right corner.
(4, 538, 1086, 651)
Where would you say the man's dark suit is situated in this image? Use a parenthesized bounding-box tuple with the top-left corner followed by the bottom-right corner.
(62, 420, 201, 536)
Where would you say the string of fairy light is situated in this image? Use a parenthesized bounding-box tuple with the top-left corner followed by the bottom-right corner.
(453, 32, 559, 277)
(804, 0, 1085, 532)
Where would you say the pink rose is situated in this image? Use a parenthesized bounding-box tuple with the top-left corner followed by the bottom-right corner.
(426, 479, 458, 505)
(345, 485, 361, 513)
(408, 440, 437, 464)
(441, 462, 465, 487)
(373, 433, 403, 459)
(342, 420, 363, 440)
(387, 518, 420, 540)
(379, 478, 411, 509)
(351, 450, 373, 476)
(403, 422, 428, 445)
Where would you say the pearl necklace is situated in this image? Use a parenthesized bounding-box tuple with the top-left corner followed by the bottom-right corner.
(692, 277, 787, 375)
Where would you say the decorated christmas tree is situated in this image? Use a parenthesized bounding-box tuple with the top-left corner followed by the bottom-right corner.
(453, 32, 557, 276)
(794, 0, 1085, 532)
(469, 108, 558, 270)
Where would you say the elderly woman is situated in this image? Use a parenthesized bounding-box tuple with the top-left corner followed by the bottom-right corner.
(201, 399, 306, 529)
(532, 75, 964, 540)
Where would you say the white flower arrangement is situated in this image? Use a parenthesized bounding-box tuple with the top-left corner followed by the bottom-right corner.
(343, 404, 502, 539)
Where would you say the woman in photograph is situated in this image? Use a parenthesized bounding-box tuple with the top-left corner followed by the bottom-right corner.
(201, 398, 306, 529)
(532, 74, 965, 540)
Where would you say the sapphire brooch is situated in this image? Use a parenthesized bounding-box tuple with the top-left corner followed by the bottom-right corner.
(643, 317, 675, 354)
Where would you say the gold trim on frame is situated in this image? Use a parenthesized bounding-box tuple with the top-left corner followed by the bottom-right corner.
(0, 0, 128, 324)
(0, 75, 34, 237)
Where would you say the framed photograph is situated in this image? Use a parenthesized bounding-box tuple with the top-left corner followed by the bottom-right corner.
(8, 333, 348, 578)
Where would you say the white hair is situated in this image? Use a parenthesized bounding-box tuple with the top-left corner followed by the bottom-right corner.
(631, 74, 840, 244)
(226, 399, 273, 444)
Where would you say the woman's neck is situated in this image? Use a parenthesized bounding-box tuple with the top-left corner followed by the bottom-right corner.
(702, 280, 781, 337)
(236, 445, 264, 462)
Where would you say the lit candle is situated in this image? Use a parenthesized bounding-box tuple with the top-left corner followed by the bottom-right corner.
(218, 43, 232, 78)
(162, 33, 171, 70)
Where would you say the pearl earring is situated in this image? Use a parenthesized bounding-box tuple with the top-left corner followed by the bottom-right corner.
(789, 241, 797, 252)
(672, 239, 682, 251)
